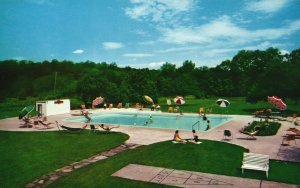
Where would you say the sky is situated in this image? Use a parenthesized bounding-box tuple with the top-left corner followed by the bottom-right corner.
(0, 0, 300, 69)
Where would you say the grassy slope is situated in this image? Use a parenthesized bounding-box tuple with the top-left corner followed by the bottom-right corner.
(0, 131, 129, 187)
(49, 140, 300, 188)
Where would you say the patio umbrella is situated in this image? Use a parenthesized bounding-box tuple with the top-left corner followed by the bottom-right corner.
(92, 96, 104, 106)
(267, 96, 287, 110)
(19, 105, 35, 119)
(174, 96, 185, 105)
(143, 95, 154, 104)
(216, 99, 230, 108)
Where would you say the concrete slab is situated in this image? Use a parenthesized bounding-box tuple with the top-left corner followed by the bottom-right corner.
(112, 164, 297, 188)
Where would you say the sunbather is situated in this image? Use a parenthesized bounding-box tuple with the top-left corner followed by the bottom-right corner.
(239, 129, 259, 139)
(35, 120, 54, 129)
(99, 124, 120, 132)
(173, 130, 185, 143)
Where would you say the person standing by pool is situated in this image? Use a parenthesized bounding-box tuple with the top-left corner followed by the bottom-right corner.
(205, 120, 211, 131)
(192, 129, 199, 142)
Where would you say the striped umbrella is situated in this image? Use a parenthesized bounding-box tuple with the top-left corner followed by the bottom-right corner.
(267, 96, 286, 110)
(216, 99, 230, 107)
(174, 96, 185, 105)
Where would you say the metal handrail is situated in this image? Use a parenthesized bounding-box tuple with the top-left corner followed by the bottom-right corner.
(191, 121, 200, 130)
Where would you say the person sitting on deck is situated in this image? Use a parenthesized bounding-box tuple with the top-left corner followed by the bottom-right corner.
(173, 130, 186, 143)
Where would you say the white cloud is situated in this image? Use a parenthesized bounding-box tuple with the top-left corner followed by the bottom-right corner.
(123, 53, 154, 57)
(149, 61, 166, 68)
(102, 42, 124, 50)
(159, 16, 300, 45)
(280, 49, 290, 55)
(72, 49, 84, 54)
(125, 0, 196, 23)
(246, 0, 290, 13)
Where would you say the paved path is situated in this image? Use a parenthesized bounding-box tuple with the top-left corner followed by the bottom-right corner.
(113, 164, 297, 188)
(25, 143, 141, 188)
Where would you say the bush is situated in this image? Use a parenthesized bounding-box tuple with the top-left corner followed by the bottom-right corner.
(245, 121, 281, 136)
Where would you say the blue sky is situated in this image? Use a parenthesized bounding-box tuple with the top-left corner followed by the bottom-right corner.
(0, 0, 300, 68)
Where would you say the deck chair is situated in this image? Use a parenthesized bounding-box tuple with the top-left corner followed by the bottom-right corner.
(223, 130, 232, 140)
(56, 121, 85, 132)
(240, 130, 259, 139)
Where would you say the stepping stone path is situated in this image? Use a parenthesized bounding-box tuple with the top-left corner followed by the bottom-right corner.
(25, 143, 141, 188)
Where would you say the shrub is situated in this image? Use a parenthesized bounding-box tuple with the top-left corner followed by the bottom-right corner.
(245, 121, 281, 136)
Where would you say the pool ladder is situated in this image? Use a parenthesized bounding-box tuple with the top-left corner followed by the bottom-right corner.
(191, 121, 200, 130)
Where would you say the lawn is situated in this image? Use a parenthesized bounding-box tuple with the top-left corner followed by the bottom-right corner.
(158, 97, 300, 116)
(48, 140, 300, 187)
(0, 131, 129, 187)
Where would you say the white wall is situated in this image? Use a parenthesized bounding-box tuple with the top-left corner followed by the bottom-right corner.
(36, 99, 70, 116)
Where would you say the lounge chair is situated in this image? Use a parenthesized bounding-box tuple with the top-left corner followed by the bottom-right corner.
(56, 121, 86, 132)
(239, 130, 259, 139)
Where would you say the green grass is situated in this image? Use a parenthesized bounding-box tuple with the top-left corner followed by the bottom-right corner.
(0, 131, 129, 188)
(245, 121, 281, 136)
(158, 97, 300, 116)
(48, 140, 300, 187)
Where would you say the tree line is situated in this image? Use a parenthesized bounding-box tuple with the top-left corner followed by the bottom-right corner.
(0, 47, 299, 107)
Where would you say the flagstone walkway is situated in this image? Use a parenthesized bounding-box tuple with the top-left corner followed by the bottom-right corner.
(112, 164, 298, 188)
(24, 143, 141, 188)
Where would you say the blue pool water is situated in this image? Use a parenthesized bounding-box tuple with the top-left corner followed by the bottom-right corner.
(64, 113, 232, 131)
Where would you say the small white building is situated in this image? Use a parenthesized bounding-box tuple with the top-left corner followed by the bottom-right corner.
(36, 99, 71, 116)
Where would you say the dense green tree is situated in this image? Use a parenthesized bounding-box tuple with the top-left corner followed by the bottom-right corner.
(0, 47, 299, 104)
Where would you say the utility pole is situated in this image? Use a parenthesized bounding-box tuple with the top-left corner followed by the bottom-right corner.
(54, 72, 57, 94)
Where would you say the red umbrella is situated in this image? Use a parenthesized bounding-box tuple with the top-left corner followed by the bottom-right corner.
(267, 96, 286, 110)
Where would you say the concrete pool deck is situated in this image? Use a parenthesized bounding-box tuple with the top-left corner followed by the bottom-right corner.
(0, 108, 299, 162)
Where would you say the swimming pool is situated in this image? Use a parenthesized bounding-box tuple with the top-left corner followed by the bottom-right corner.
(64, 113, 232, 131)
